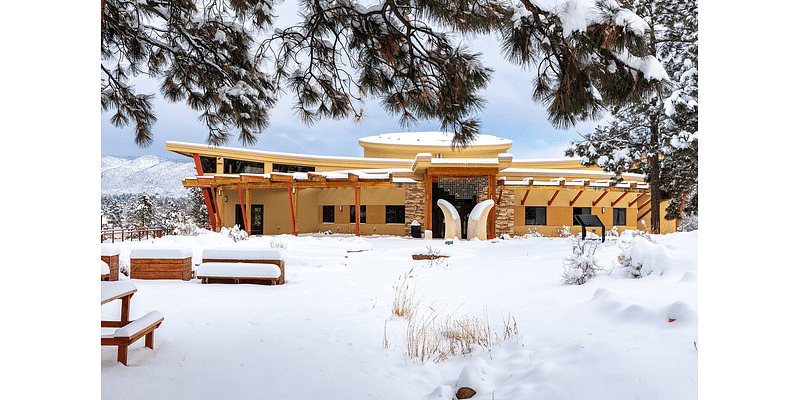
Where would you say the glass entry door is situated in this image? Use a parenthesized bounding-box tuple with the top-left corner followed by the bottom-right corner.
(250, 205, 263, 235)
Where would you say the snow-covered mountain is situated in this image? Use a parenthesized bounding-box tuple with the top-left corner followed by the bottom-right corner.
(101, 155, 196, 197)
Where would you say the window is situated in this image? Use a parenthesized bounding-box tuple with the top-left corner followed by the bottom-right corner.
(613, 208, 627, 226)
(272, 163, 315, 173)
(525, 206, 547, 225)
(385, 205, 405, 224)
(322, 206, 335, 223)
(199, 156, 217, 174)
(350, 205, 366, 223)
(573, 207, 591, 225)
(224, 158, 264, 174)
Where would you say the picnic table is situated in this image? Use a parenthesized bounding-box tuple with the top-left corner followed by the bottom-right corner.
(101, 281, 137, 327)
(101, 281, 164, 365)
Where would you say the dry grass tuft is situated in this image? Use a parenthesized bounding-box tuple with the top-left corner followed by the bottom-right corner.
(391, 269, 419, 320)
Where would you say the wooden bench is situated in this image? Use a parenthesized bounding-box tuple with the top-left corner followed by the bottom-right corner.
(101, 310, 164, 366)
(197, 247, 285, 285)
(129, 247, 193, 281)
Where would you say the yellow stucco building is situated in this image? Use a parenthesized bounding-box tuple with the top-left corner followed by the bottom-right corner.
(166, 132, 671, 239)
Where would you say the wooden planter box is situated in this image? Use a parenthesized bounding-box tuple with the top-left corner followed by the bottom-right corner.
(129, 247, 193, 281)
(101, 244, 121, 281)
(200, 248, 286, 285)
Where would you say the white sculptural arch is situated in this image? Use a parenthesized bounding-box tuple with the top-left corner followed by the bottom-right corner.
(436, 199, 461, 240)
(467, 199, 495, 241)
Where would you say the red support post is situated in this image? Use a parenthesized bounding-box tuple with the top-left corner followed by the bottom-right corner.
(192, 153, 217, 231)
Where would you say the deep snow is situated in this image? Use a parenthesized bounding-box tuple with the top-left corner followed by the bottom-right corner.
(100, 230, 698, 399)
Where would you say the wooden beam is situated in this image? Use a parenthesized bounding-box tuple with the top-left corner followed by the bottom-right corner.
(210, 187, 222, 230)
(237, 183, 249, 235)
(425, 169, 432, 232)
(638, 198, 652, 211)
(489, 175, 496, 239)
(628, 193, 647, 207)
(592, 191, 608, 206)
(548, 190, 560, 206)
(611, 192, 628, 207)
(354, 179, 361, 237)
(286, 182, 297, 236)
(569, 190, 584, 206)
(638, 207, 651, 221)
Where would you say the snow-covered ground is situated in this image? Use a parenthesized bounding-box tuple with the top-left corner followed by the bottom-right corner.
(100, 231, 697, 399)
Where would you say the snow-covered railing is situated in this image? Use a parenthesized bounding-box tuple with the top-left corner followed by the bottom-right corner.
(101, 227, 164, 243)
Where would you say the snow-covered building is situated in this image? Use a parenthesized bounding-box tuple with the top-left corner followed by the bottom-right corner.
(165, 132, 670, 238)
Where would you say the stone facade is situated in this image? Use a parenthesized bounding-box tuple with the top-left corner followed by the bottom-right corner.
(403, 185, 426, 236)
(477, 184, 515, 237)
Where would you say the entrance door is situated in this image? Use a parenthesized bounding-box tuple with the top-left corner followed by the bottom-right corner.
(432, 184, 476, 239)
(250, 205, 263, 235)
(235, 204, 245, 230)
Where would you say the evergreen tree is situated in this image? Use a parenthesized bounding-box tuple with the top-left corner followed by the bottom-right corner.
(565, 0, 697, 233)
(187, 188, 210, 226)
(102, 0, 670, 148)
(129, 194, 157, 227)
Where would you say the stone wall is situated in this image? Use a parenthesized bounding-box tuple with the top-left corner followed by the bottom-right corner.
(477, 184, 514, 237)
(404, 185, 426, 236)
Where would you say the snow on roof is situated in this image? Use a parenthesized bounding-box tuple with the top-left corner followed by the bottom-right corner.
(359, 132, 512, 147)
(430, 157, 499, 165)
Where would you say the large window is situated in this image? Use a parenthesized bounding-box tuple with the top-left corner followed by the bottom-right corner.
(224, 158, 264, 174)
(322, 206, 335, 223)
(573, 207, 591, 225)
(385, 205, 405, 224)
(273, 163, 315, 173)
(350, 205, 366, 223)
(525, 206, 547, 225)
(613, 208, 627, 226)
(199, 156, 217, 174)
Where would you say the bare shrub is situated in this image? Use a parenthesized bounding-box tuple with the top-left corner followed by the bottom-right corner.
(558, 225, 573, 238)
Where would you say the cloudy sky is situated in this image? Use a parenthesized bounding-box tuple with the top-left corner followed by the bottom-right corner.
(101, 2, 605, 162)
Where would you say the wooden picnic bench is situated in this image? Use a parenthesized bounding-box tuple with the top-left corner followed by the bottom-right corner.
(101, 281, 164, 365)
(196, 247, 285, 285)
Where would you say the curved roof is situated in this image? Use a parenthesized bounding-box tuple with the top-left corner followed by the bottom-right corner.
(358, 131, 512, 147)
(359, 131, 513, 159)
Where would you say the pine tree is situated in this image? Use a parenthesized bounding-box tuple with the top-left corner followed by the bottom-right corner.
(129, 194, 157, 227)
(187, 188, 210, 226)
(102, 0, 670, 148)
(565, 0, 697, 233)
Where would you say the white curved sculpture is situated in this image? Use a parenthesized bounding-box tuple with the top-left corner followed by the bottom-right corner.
(436, 199, 461, 240)
(467, 199, 495, 241)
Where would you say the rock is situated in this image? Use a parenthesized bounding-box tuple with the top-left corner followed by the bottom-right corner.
(455, 387, 476, 399)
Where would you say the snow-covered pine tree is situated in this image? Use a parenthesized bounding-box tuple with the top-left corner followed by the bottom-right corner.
(102, 0, 670, 149)
(129, 194, 157, 227)
(565, 0, 697, 233)
(187, 188, 210, 227)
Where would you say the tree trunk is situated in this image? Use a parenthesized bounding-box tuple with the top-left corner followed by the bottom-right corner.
(649, 117, 661, 234)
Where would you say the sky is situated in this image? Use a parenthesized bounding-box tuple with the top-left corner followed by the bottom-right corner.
(100, 3, 606, 162)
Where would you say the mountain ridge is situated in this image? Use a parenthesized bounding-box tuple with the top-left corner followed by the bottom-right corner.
(101, 155, 196, 197)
